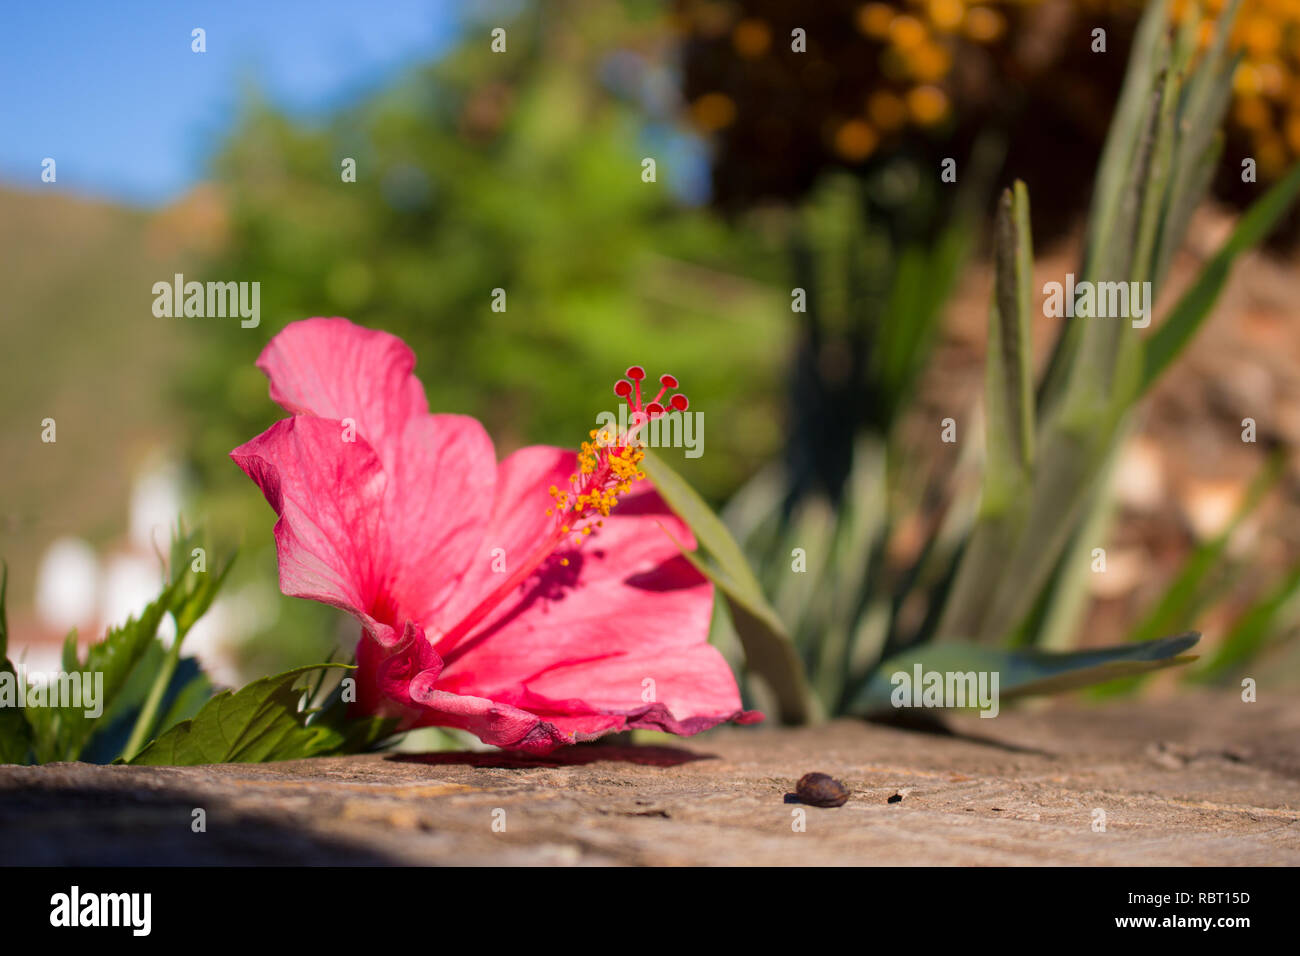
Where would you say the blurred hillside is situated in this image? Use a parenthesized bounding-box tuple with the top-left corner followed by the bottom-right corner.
(0, 186, 206, 629)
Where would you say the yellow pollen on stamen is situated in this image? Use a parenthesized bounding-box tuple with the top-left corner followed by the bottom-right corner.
(548, 422, 649, 544)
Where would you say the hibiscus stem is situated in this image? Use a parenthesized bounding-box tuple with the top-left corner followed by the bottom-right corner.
(122, 623, 188, 761)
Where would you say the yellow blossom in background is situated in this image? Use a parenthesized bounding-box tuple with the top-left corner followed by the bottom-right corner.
(682, 0, 1300, 177)
(732, 17, 772, 58)
(690, 91, 737, 132)
(834, 118, 881, 161)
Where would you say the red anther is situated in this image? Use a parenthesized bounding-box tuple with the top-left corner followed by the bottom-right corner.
(670, 394, 689, 411)
(614, 380, 633, 398)
(659, 373, 678, 388)
(626, 366, 646, 381)
(646, 402, 665, 418)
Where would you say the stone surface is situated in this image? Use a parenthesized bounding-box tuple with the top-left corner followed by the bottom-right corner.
(2, 692, 1298, 865)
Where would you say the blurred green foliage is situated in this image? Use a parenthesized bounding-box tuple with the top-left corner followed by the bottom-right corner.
(183, 4, 788, 506)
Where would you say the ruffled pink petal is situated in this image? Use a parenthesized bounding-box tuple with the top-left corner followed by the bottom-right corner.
(255, 317, 428, 472)
(253, 318, 499, 631)
(491, 682, 762, 744)
(408, 688, 572, 753)
(354, 621, 443, 720)
(231, 415, 400, 646)
(522, 643, 752, 727)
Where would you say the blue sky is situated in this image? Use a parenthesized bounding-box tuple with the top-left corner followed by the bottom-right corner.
(0, 1, 462, 205)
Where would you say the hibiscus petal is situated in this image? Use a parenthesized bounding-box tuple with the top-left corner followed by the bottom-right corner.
(492, 678, 761, 744)
(386, 413, 499, 632)
(255, 317, 429, 470)
(354, 623, 569, 753)
(522, 643, 751, 726)
(408, 687, 571, 753)
(230, 415, 401, 646)
(254, 318, 499, 632)
(425, 444, 573, 639)
(354, 621, 443, 718)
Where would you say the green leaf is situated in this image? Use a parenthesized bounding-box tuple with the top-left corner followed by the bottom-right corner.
(1081, 0, 1171, 281)
(1153, 2, 1239, 288)
(153, 672, 215, 734)
(1141, 160, 1300, 393)
(1193, 565, 1300, 684)
(128, 664, 351, 765)
(0, 565, 34, 765)
(988, 181, 1036, 485)
(850, 632, 1200, 715)
(1130, 453, 1280, 648)
(122, 546, 236, 760)
(641, 450, 813, 723)
(1023, 433, 1124, 651)
(28, 574, 182, 763)
(934, 183, 1036, 644)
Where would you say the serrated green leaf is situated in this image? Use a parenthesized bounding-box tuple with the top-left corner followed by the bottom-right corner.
(173, 550, 236, 636)
(850, 632, 1200, 715)
(121, 544, 236, 761)
(28, 574, 181, 763)
(128, 664, 351, 765)
(641, 450, 813, 723)
(153, 671, 215, 734)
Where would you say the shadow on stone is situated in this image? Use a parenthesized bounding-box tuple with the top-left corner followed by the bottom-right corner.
(0, 784, 402, 865)
(391, 743, 714, 769)
(866, 712, 1056, 757)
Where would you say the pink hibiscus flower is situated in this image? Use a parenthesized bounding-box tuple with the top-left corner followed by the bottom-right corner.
(231, 318, 760, 753)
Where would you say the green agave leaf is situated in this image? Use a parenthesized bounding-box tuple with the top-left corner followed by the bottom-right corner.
(642, 450, 813, 723)
(850, 632, 1200, 715)
(1080, 0, 1171, 281)
(993, 181, 1036, 477)
(936, 183, 1036, 644)
(0, 565, 33, 764)
(1153, 1, 1239, 288)
(1141, 159, 1300, 393)
(128, 664, 351, 766)
(1192, 564, 1300, 685)
(770, 496, 836, 647)
(1130, 454, 1279, 647)
(1020, 432, 1124, 652)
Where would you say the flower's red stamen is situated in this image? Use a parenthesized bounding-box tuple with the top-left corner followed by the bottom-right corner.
(627, 366, 645, 411)
(651, 373, 679, 405)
